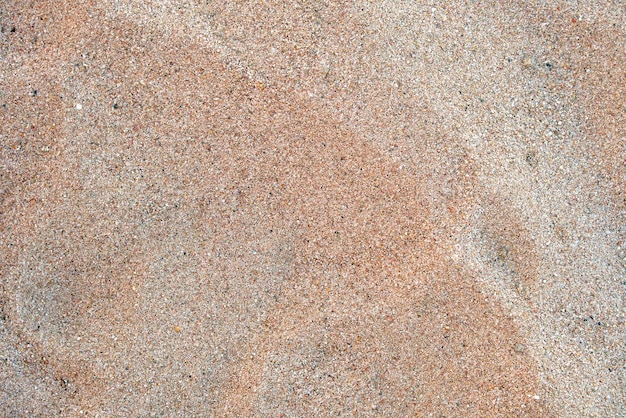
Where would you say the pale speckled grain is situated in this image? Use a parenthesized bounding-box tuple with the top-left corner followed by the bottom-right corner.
(0, 1, 624, 417)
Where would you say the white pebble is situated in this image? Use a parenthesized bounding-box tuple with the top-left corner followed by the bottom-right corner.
(76, 103, 83, 110)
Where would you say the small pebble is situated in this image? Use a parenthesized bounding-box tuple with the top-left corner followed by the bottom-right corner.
(75, 103, 83, 110)
(522, 55, 534, 69)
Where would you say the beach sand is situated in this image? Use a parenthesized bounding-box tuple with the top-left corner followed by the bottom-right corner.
(1, 1, 624, 416)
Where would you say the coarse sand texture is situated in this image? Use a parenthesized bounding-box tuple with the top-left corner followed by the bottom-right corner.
(0, 1, 624, 416)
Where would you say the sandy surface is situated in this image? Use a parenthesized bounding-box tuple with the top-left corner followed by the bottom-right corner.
(1, 0, 624, 416)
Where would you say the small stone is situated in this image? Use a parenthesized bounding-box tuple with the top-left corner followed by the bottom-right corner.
(522, 55, 534, 69)
(514, 343, 527, 354)
(75, 103, 83, 110)
(525, 149, 538, 168)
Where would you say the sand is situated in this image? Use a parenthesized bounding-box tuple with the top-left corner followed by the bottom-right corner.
(0, 0, 624, 416)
